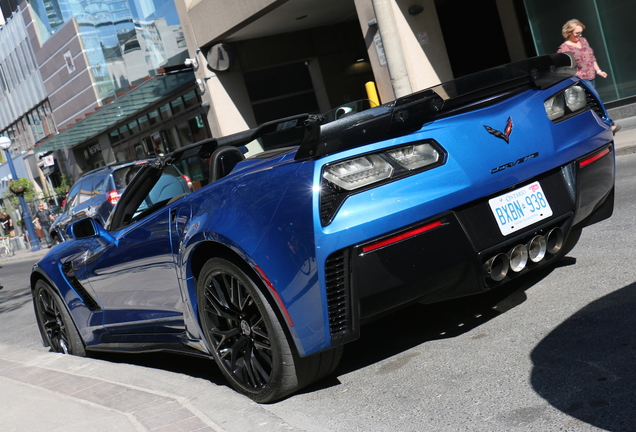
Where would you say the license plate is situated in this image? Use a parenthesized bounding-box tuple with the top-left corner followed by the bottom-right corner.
(488, 181, 553, 236)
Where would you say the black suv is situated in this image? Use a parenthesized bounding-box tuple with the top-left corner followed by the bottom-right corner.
(51, 161, 192, 242)
(50, 162, 146, 242)
(49, 161, 192, 242)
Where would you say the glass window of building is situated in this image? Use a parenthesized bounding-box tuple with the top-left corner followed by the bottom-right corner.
(119, 124, 130, 139)
(138, 114, 150, 131)
(142, 136, 156, 156)
(171, 96, 185, 115)
(175, 121, 193, 145)
(0, 64, 7, 92)
(189, 116, 207, 142)
(159, 103, 172, 120)
(183, 90, 198, 109)
(128, 119, 140, 136)
(148, 109, 160, 126)
(524, 0, 636, 102)
(28, 0, 188, 102)
(109, 129, 120, 144)
(162, 130, 177, 153)
(20, 42, 35, 74)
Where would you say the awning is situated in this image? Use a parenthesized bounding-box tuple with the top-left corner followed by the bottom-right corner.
(35, 71, 196, 153)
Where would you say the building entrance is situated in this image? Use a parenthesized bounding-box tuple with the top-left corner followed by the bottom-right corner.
(434, 0, 511, 77)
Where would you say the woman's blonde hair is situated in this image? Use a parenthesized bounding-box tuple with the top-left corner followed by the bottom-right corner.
(562, 19, 585, 39)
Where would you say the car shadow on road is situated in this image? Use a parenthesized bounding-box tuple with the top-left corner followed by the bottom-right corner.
(89, 350, 226, 384)
(530, 281, 636, 432)
(301, 257, 576, 395)
(88, 257, 586, 403)
(339, 261, 571, 373)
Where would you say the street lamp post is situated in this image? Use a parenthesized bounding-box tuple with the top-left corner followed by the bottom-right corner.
(0, 136, 42, 252)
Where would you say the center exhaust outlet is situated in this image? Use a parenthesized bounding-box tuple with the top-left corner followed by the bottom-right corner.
(508, 244, 528, 272)
(527, 235, 547, 262)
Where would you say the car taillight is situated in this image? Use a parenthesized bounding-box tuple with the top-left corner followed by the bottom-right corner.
(107, 190, 120, 205)
(322, 142, 441, 191)
(182, 175, 193, 189)
(319, 140, 446, 226)
(579, 147, 611, 168)
(361, 220, 443, 253)
(544, 83, 591, 122)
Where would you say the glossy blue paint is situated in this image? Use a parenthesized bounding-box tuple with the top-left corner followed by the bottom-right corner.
(31, 69, 615, 360)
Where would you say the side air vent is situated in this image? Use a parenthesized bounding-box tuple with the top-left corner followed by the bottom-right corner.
(325, 250, 351, 340)
(320, 182, 347, 226)
(585, 91, 606, 120)
(62, 261, 101, 311)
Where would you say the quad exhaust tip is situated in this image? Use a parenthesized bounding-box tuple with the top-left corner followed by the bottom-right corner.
(527, 235, 547, 263)
(508, 244, 528, 273)
(485, 227, 565, 281)
(484, 253, 509, 282)
(546, 227, 564, 255)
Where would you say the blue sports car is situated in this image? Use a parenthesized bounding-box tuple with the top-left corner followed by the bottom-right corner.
(31, 53, 615, 402)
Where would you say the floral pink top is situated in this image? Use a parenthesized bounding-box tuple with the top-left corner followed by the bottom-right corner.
(557, 37, 597, 80)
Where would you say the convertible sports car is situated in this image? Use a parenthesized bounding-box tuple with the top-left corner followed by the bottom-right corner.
(31, 53, 615, 403)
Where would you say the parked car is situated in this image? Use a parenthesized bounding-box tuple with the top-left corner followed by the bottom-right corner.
(31, 54, 615, 403)
(50, 162, 190, 242)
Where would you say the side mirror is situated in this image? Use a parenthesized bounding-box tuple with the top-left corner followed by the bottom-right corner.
(69, 218, 98, 239)
(69, 218, 115, 246)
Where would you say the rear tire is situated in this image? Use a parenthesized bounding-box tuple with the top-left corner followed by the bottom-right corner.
(197, 258, 341, 402)
(33, 280, 86, 356)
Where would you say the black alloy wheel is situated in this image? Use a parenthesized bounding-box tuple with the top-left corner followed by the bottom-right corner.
(197, 258, 343, 403)
(33, 280, 86, 356)
(197, 258, 293, 402)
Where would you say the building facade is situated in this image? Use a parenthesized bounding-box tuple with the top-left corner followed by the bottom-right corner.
(175, 0, 634, 138)
(1, 0, 208, 193)
(0, 5, 58, 197)
(2, 0, 634, 200)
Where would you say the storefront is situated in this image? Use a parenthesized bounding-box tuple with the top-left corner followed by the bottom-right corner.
(35, 70, 210, 182)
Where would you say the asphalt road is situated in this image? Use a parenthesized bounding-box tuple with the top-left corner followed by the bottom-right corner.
(0, 257, 48, 351)
(1, 153, 635, 431)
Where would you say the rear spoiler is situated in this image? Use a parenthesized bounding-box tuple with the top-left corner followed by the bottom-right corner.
(165, 54, 575, 163)
(295, 53, 576, 160)
(161, 113, 314, 164)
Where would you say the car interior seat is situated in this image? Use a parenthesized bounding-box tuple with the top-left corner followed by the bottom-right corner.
(209, 146, 245, 183)
(147, 174, 188, 205)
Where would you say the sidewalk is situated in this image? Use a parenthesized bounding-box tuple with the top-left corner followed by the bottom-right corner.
(1, 123, 634, 432)
(1, 243, 49, 264)
(0, 346, 300, 432)
(613, 116, 636, 156)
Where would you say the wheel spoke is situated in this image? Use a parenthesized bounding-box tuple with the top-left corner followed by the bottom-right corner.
(201, 264, 277, 392)
(249, 349, 271, 384)
(209, 327, 240, 351)
(242, 344, 260, 387)
(38, 289, 69, 352)
(204, 280, 240, 322)
(33, 282, 85, 357)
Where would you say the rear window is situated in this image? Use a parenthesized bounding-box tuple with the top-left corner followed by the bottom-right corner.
(112, 164, 145, 190)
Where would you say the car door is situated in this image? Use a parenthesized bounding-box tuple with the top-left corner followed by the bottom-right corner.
(83, 203, 185, 334)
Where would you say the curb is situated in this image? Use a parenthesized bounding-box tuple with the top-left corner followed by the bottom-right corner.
(0, 345, 303, 432)
(0, 356, 225, 432)
(1, 247, 49, 265)
(615, 143, 636, 157)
